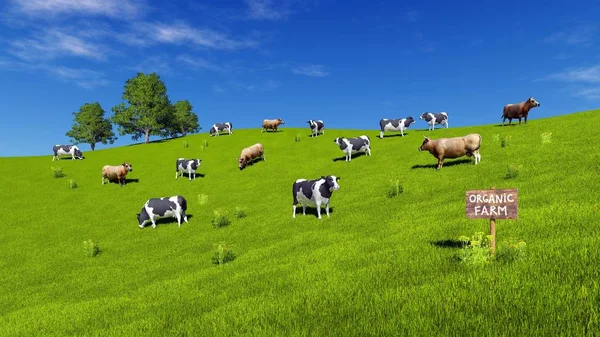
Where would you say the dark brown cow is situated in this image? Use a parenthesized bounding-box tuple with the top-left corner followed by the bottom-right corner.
(502, 97, 540, 126)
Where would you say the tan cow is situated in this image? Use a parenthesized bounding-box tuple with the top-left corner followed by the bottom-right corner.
(502, 97, 540, 126)
(418, 134, 481, 170)
(238, 143, 265, 170)
(102, 163, 133, 186)
(262, 118, 285, 132)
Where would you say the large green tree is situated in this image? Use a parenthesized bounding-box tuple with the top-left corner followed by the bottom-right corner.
(111, 72, 173, 144)
(168, 100, 200, 137)
(66, 102, 116, 151)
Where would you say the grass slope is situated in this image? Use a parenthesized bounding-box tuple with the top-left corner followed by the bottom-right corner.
(1, 111, 599, 336)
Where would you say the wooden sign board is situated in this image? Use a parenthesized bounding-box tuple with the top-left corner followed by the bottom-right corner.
(465, 188, 518, 220)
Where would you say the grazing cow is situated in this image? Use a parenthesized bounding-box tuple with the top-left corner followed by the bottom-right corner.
(307, 120, 325, 137)
(175, 158, 202, 180)
(238, 143, 265, 170)
(419, 112, 449, 131)
(209, 122, 232, 136)
(52, 145, 84, 161)
(502, 97, 541, 126)
(102, 163, 133, 186)
(334, 135, 371, 161)
(292, 175, 340, 219)
(137, 195, 188, 229)
(418, 134, 482, 170)
(262, 118, 285, 132)
(379, 117, 415, 138)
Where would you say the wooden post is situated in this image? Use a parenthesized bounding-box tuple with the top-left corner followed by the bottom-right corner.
(490, 186, 496, 253)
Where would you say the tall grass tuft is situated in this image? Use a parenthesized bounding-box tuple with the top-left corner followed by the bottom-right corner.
(504, 164, 520, 179)
(201, 140, 208, 151)
(541, 132, 553, 144)
(197, 194, 209, 206)
(211, 242, 236, 266)
(497, 238, 527, 263)
(234, 207, 247, 219)
(387, 179, 404, 198)
(212, 209, 231, 228)
(83, 239, 101, 257)
(295, 134, 301, 142)
(500, 135, 511, 148)
(457, 232, 493, 266)
(68, 179, 78, 189)
(51, 167, 64, 178)
(183, 140, 189, 148)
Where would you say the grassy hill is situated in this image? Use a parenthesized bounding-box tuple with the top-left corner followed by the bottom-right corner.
(1, 111, 599, 336)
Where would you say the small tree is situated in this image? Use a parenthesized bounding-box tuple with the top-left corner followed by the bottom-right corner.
(168, 100, 200, 137)
(66, 102, 116, 151)
(111, 72, 173, 144)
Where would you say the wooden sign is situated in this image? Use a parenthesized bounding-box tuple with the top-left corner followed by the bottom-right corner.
(466, 188, 518, 220)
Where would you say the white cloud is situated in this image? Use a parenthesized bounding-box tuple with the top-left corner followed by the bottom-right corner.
(9, 0, 144, 19)
(574, 87, 600, 99)
(228, 79, 280, 92)
(8, 28, 106, 61)
(130, 55, 174, 75)
(548, 65, 600, 83)
(176, 54, 222, 71)
(291, 64, 329, 77)
(213, 85, 225, 93)
(406, 10, 419, 23)
(246, 0, 289, 20)
(544, 24, 597, 46)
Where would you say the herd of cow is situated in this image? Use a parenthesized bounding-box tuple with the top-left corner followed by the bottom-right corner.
(51, 97, 541, 226)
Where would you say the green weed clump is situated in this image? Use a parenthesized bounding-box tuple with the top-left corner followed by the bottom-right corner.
(504, 164, 520, 179)
(541, 132, 553, 144)
(457, 232, 494, 266)
(500, 135, 511, 148)
(211, 242, 236, 266)
(83, 239, 101, 257)
(387, 179, 404, 198)
(295, 134, 301, 142)
(492, 134, 500, 143)
(497, 238, 527, 263)
(183, 140, 189, 148)
(212, 209, 231, 228)
(68, 179, 78, 189)
(197, 194, 209, 206)
(234, 207, 247, 219)
(51, 167, 64, 178)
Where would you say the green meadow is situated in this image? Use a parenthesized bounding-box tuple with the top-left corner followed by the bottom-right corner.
(1, 111, 599, 336)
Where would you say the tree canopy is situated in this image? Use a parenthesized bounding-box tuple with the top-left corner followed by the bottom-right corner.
(168, 100, 200, 137)
(111, 72, 173, 144)
(66, 102, 116, 151)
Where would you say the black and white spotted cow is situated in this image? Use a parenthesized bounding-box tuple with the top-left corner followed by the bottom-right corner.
(379, 117, 415, 138)
(209, 122, 232, 136)
(175, 158, 202, 181)
(419, 112, 449, 131)
(137, 195, 189, 229)
(292, 175, 340, 219)
(307, 119, 325, 137)
(52, 145, 84, 161)
(333, 135, 371, 161)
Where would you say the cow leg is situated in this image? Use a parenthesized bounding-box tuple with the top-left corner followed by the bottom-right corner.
(183, 213, 189, 223)
(316, 200, 322, 219)
(151, 217, 157, 228)
(524, 116, 528, 125)
(325, 202, 330, 218)
(518, 117, 522, 125)
(508, 118, 512, 125)
(175, 171, 178, 179)
(193, 172, 196, 180)
(379, 131, 384, 139)
(437, 157, 443, 170)
(292, 205, 296, 218)
(367, 148, 371, 156)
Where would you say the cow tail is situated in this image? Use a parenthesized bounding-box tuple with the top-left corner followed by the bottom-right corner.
(179, 196, 187, 212)
(292, 182, 299, 205)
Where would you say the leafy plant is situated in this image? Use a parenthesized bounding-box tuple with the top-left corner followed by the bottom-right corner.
(212, 209, 231, 228)
(51, 166, 64, 178)
(541, 132, 552, 144)
(68, 179, 78, 189)
(492, 134, 500, 143)
(496, 238, 527, 263)
(457, 232, 494, 266)
(295, 134, 301, 142)
(183, 140, 189, 148)
(83, 239, 101, 257)
(387, 179, 404, 198)
(197, 194, 208, 206)
(234, 207, 247, 219)
(500, 135, 511, 148)
(504, 164, 520, 179)
(211, 242, 236, 266)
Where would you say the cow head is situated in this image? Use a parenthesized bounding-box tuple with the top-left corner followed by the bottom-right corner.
(322, 175, 341, 191)
(406, 116, 415, 124)
(122, 162, 133, 172)
(527, 97, 541, 107)
(277, 118, 285, 124)
(238, 157, 246, 170)
(74, 148, 84, 159)
(333, 137, 344, 146)
(137, 208, 150, 227)
(418, 136, 431, 151)
(191, 159, 202, 170)
(419, 113, 428, 120)
(307, 120, 314, 127)
(209, 126, 216, 135)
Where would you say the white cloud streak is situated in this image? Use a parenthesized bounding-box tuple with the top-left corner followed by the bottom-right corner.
(291, 64, 329, 77)
(245, 0, 289, 20)
(544, 24, 597, 46)
(8, 28, 107, 61)
(9, 0, 144, 19)
(548, 65, 600, 83)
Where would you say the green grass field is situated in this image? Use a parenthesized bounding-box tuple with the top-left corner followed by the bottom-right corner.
(1, 111, 599, 336)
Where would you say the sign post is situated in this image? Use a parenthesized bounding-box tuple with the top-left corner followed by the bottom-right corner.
(465, 187, 518, 253)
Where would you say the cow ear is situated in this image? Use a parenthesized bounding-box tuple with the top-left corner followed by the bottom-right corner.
(336, 176, 340, 181)
(321, 176, 326, 180)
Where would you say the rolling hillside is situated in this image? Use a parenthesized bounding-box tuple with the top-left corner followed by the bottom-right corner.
(1, 111, 599, 336)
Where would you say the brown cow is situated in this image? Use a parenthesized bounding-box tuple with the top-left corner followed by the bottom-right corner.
(102, 163, 133, 186)
(238, 143, 265, 170)
(502, 97, 540, 126)
(262, 118, 285, 132)
(418, 134, 481, 170)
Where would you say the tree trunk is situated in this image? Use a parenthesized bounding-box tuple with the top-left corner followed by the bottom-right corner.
(181, 128, 187, 137)
(90, 143, 96, 151)
(145, 130, 150, 144)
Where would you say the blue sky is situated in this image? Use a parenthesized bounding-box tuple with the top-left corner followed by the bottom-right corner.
(1, 0, 599, 157)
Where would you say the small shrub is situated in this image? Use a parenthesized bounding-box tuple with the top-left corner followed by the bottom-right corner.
(211, 242, 236, 266)
(497, 238, 527, 263)
(201, 140, 208, 151)
(541, 132, 552, 144)
(504, 164, 520, 179)
(68, 179, 78, 189)
(183, 140, 189, 148)
(457, 232, 494, 266)
(234, 207, 247, 219)
(212, 209, 231, 228)
(387, 179, 404, 198)
(295, 134, 301, 142)
(197, 194, 208, 206)
(500, 135, 511, 148)
(492, 134, 500, 143)
(83, 239, 101, 257)
(51, 166, 64, 178)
